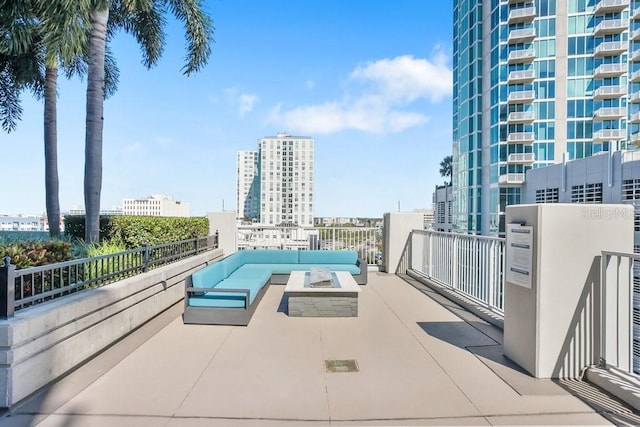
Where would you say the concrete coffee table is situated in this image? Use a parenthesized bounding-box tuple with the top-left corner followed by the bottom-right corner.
(285, 271, 361, 317)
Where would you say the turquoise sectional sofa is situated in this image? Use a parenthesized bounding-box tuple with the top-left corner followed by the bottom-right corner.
(183, 249, 367, 325)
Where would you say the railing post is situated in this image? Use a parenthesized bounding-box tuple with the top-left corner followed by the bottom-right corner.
(451, 234, 459, 290)
(194, 236, 199, 254)
(0, 256, 16, 319)
(215, 230, 219, 249)
(142, 242, 150, 273)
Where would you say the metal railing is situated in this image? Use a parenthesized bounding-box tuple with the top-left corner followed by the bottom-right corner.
(600, 250, 639, 375)
(237, 225, 382, 266)
(407, 230, 506, 315)
(0, 234, 218, 316)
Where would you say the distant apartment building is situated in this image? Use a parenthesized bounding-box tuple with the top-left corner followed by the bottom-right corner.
(237, 132, 314, 226)
(237, 150, 260, 220)
(521, 149, 640, 374)
(0, 215, 42, 231)
(453, 0, 636, 236)
(121, 195, 189, 217)
(412, 209, 435, 230)
(68, 205, 123, 216)
(432, 185, 453, 232)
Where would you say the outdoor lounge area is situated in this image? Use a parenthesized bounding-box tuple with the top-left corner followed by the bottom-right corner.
(4, 272, 639, 426)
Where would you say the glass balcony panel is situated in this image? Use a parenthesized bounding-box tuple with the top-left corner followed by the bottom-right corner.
(507, 153, 535, 163)
(594, 63, 627, 77)
(507, 69, 535, 83)
(508, 7, 536, 24)
(593, 85, 626, 98)
(594, 41, 629, 57)
(593, 129, 626, 141)
(594, 0, 630, 15)
(594, 19, 628, 35)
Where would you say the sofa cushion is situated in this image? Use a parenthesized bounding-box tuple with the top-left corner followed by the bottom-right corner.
(191, 262, 227, 289)
(298, 250, 358, 265)
(241, 249, 299, 264)
(221, 252, 245, 275)
(228, 264, 272, 283)
(245, 263, 301, 275)
(296, 264, 361, 275)
(188, 294, 246, 308)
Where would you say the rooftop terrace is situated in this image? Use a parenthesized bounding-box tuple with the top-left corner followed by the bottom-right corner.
(3, 272, 639, 426)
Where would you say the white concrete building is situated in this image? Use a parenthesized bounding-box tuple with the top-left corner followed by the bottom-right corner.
(237, 132, 314, 227)
(412, 209, 435, 230)
(121, 195, 189, 217)
(0, 215, 42, 231)
(432, 185, 453, 232)
(68, 205, 123, 216)
(236, 150, 260, 220)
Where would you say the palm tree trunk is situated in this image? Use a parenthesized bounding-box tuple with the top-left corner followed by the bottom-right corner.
(44, 64, 61, 238)
(84, 7, 109, 243)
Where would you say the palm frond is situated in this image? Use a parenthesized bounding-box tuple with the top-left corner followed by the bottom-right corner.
(164, 0, 214, 75)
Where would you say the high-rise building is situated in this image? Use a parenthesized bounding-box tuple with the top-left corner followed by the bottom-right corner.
(453, 0, 632, 236)
(236, 150, 260, 220)
(121, 194, 189, 217)
(237, 132, 314, 226)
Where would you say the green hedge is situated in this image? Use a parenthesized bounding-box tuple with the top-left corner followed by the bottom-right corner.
(63, 215, 209, 248)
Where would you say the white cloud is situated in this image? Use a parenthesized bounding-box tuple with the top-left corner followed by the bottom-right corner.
(267, 54, 451, 134)
(349, 55, 452, 103)
(239, 93, 258, 117)
(224, 87, 259, 117)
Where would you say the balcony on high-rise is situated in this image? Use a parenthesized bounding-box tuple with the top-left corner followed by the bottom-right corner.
(632, 28, 640, 41)
(507, 111, 535, 124)
(507, 6, 536, 24)
(593, 106, 627, 120)
(594, 84, 627, 99)
(507, 69, 535, 84)
(631, 131, 640, 144)
(507, 27, 536, 44)
(633, 7, 640, 20)
(630, 111, 640, 123)
(594, 0, 630, 15)
(631, 49, 640, 62)
(594, 63, 627, 77)
(507, 0, 532, 4)
(593, 128, 627, 141)
(507, 48, 536, 64)
(631, 91, 640, 103)
(507, 90, 535, 104)
(507, 153, 535, 164)
(506, 131, 535, 143)
(594, 18, 628, 36)
(498, 173, 526, 184)
(594, 41, 629, 57)
(632, 70, 640, 83)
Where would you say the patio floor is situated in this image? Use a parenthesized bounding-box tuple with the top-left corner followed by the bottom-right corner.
(3, 272, 640, 426)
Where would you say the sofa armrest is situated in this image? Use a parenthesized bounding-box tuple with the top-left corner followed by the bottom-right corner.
(355, 258, 368, 285)
(186, 287, 251, 309)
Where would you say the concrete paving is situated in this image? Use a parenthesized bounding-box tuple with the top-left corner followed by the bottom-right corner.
(2, 272, 639, 426)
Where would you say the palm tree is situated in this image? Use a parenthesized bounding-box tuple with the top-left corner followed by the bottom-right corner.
(439, 155, 453, 186)
(83, 0, 213, 243)
(2, 2, 120, 238)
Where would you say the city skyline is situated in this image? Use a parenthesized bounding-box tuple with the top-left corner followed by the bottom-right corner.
(1, 0, 453, 218)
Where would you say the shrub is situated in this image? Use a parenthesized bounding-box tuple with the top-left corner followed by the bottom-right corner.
(63, 215, 209, 248)
(1, 240, 72, 270)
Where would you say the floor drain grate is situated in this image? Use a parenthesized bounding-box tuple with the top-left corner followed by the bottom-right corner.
(325, 359, 359, 373)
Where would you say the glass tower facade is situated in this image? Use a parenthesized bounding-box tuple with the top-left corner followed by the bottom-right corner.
(453, 0, 633, 236)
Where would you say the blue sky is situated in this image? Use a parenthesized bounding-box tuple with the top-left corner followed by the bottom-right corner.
(2, 0, 454, 218)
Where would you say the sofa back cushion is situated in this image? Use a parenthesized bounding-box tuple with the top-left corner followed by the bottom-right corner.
(241, 249, 299, 264)
(298, 250, 357, 265)
(192, 261, 227, 289)
(221, 251, 245, 275)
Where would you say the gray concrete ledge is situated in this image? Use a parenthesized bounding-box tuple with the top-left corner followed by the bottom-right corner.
(0, 248, 223, 408)
(586, 366, 640, 412)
